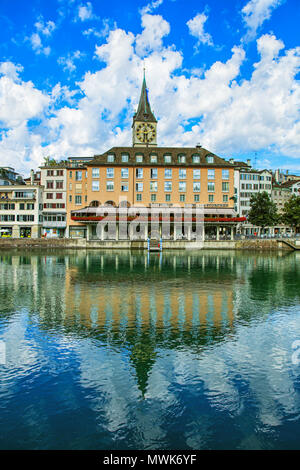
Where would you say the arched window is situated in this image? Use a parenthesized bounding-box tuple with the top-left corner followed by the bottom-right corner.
(104, 200, 116, 207)
(89, 200, 100, 207)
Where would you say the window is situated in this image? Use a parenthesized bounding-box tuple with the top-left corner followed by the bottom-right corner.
(165, 168, 172, 179)
(136, 155, 143, 163)
(136, 168, 143, 179)
(179, 169, 186, 179)
(92, 168, 99, 178)
(107, 154, 115, 163)
(208, 194, 214, 202)
(19, 203, 25, 210)
(56, 193, 63, 199)
(208, 169, 215, 179)
(75, 171, 82, 181)
(121, 154, 129, 163)
(150, 155, 157, 163)
(121, 168, 129, 179)
(165, 194, 171, 202)
(179, 182, 186, 192)
(192, 155, 200, 163)
(56, 170, 63, 176)
(106, 181, 114, 191)
(164, 181, 172, 192)
(47, 170, 54, 176)
(150, 181, 157, 192)
(164, 155, 172, 163)
(178, 155, 186, 163)
(222, 182, 229, 192)
(46, 193, 53, 199)
(47, 181, 54, 189)
(56, 181, 63, 189)
(180, 194, 185, 202)
(151, 194, 156, 202)
(75, 195, 82, 205)
(69, 195, 72, 202)
(223, 195, 229, 202)
(206, 155, 214, 163)
(208, 182, 215, 192)
(107, 168, 114, 179)
(121, 184, 128, 192)
(222, 169, 229, 180)
(193, 182, 201, 192)
(194, 195, 200, 202)
(151, 168, 157, 179)
(75, 183, 82, 193)
(92, 181, 99, 191)
(136, 194, 142, 201)
(69, 171, 72, 178)
(136, 182, 143, 192)
(193, 169, 200, 179)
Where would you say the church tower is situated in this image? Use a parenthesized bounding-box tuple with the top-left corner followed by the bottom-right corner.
(132, 71, 157, 147)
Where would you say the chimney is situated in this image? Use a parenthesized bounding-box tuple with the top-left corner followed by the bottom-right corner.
(30, 169, 34, 185)
(196, 143, 202, 149)
(247, 159, 251, 167)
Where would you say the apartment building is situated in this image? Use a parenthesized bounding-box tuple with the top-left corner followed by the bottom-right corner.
(272, 184, 292, 213)
(40, 165, 68, 238)
(0, 185, 43, 238)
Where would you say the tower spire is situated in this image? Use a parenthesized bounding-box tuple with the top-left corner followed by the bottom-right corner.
(134, 70, 157, 124)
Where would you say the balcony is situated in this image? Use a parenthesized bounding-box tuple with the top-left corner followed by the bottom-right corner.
(43, 221, 66, 228)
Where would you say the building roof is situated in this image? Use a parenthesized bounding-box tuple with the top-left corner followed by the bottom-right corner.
(281, 179, 300, 188)
(132, 72, 157, 124)
(88, 146, 235, 168)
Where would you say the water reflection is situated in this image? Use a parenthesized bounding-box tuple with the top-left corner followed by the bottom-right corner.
(0, 250, 300, 449)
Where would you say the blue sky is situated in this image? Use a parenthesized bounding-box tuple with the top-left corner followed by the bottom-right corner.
(0, 0, 299, 175)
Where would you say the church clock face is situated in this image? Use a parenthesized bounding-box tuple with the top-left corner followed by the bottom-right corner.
(136, 123, 156, 144)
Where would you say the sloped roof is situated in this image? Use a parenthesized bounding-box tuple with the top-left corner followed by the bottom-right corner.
(89, 146, 235, 168)
(133, 73, 157, 124)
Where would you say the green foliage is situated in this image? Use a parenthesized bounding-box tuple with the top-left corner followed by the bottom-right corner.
(248, 191, 279, 228)
(281, 195, 300, 228)
(43, 156, 57, 166)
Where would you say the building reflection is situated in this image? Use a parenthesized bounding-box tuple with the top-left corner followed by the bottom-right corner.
(0, 250, 299, 396)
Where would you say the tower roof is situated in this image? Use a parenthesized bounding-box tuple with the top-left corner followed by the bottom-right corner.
(133, 71, 157, 124)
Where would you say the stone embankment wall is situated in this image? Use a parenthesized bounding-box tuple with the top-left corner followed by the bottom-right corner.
(0, 238, 293, 250)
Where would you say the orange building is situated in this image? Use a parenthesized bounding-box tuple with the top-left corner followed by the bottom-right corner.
(67, 73, 243, 241)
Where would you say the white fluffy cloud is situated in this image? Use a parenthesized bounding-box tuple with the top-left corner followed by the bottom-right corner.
(242, 0, 284, 38)
(1, 10, 300, 174)
(77, 2, 97, 21)
(29, 16, 56, 55)
(136, 14, 170, 56)
(187, 12, 213, 48)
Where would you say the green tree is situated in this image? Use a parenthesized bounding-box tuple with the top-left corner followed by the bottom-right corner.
(281, 195, 300, 231)
(248, 191, 279, 231)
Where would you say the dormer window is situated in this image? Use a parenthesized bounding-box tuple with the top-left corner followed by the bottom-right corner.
(164, 155, 172, 163)
(206, 154, 214, 164)
(150, 155, 157, 163)
(178, 155, 186, 163)
(107, 154, 115, 163)
(136, 155, 143, 163)
(121, 154, 129, 163)
(192, 155, 200, 163)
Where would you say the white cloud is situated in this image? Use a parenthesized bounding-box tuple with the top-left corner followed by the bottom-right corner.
(77, 2, 97, 21)
(58, 50, 84, 73)
(136, 14, 170, 56)
(1, 13, 300, 175)
(242, 0, 285, 38)
(187, 12, 213, 48)
(83, 19, 117, 39)
(28, 16, 56, 56)
(141, 0, 163, 15)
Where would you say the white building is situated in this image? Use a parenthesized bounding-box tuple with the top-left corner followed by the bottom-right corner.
(40, 165, 67, 238)
(0, 185, 43, 238)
